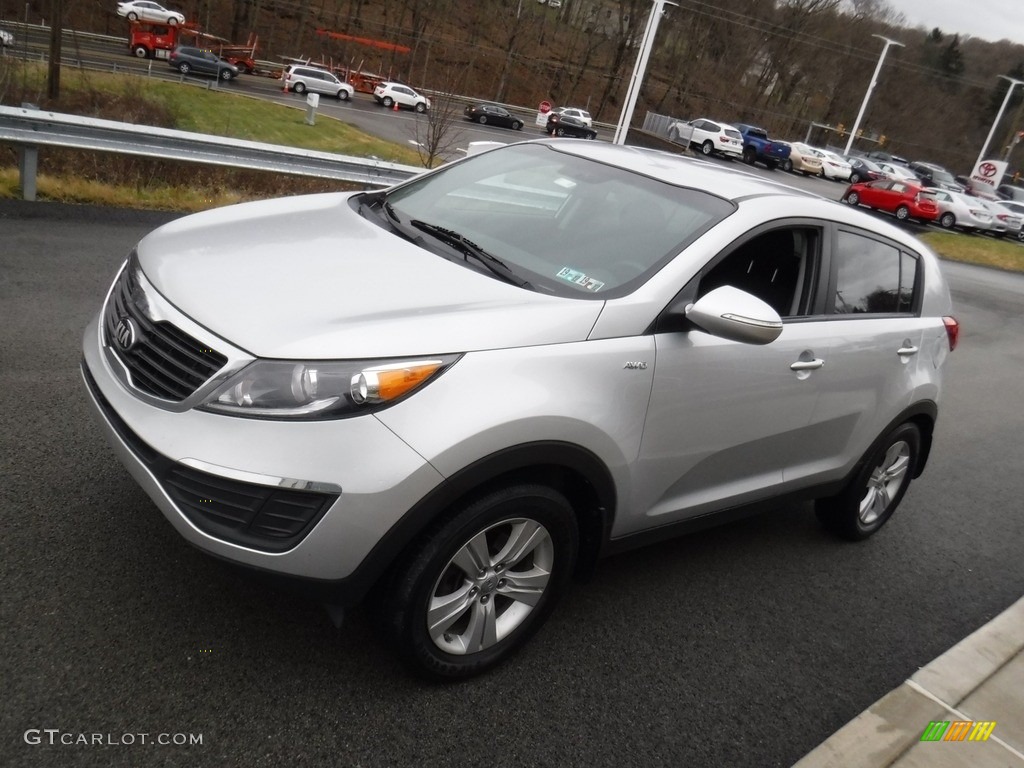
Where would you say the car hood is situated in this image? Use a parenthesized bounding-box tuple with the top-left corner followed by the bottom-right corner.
(135, 193, 604, 359)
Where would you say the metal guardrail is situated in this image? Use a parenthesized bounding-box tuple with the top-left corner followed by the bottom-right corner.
(0, 104, 423, 200)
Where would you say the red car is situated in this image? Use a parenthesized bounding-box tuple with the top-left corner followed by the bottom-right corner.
(842, 179, 939, 223)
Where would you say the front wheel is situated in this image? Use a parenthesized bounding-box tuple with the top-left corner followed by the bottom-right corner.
(337, 89, 350, 101)
(556, 127, 566, 136)
(127, 11, 138, 20)
(219, 69, 234, 81)
(895, 205, 910, 221)
(381, 484, 578, 680)
(816, 423, 921, 541)
(512, 121, 523, 131)
(414, 102, 427, 113)
(167, 16, 178, 25)
(845, 191, 860, 206)
(133, 45, 149, 58)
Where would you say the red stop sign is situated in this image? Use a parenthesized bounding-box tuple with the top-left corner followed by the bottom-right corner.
(539, 100, 552, 114)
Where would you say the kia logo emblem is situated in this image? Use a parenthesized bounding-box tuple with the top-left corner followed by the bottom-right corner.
(115, 317, 137, 351)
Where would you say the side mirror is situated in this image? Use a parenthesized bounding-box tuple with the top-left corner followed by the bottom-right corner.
(685, 285, 783, 345)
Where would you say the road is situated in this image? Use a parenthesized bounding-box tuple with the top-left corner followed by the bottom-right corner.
(1, 200, 1023, 768)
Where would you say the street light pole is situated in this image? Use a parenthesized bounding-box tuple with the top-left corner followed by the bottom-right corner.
(976, 75, 1024, 168)
(844, 35, 903, 155)
(613, 0, 676, 145)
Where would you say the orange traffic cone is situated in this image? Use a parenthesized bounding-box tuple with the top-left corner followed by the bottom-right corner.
(392, 101, 399, 112)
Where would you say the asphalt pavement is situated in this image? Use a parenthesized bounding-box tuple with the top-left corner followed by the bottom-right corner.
(2, 200, 1023, 768)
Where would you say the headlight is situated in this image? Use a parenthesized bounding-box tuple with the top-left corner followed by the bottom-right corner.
(200, 356, 459, 419)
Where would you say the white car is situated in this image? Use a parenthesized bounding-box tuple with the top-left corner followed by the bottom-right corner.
(979, 198, 1023, 238)
(996, 199, 1024, 240)
(879, 163, 918, 182)
(670, 118, 744, 160)
(554, 107, 592, 128)
(372, 82, 430, 113)
(116, 1, 185, 24)
(0, 29, 14, 46)
(928, 189, 995, 233)
(812, 149, 852, 181)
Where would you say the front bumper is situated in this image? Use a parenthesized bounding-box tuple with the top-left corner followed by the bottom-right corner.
(81, 312, 445, 583)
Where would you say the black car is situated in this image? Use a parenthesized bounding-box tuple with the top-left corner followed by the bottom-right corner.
(168, 46, 239, 81)
(545, 112, 597, 139)
(908, 161, 964, 192)
(464, 103, 524, 130)
(844, 155, 886, 185)
(864, 150, 908, 166)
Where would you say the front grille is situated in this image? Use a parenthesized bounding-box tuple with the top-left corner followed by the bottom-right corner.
(103, 263, 227, 401)
(83, 363, 338, 553)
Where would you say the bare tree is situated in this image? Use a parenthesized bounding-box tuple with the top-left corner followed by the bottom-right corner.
(411, 69, 469, 168)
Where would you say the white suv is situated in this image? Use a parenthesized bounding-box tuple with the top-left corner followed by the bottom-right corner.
(82, 141, 957, 679)
(670, 118, 744, 159)
(283, 65, 354, 100)
(554, 107, 593, 127)
(373, 82, 430, 112)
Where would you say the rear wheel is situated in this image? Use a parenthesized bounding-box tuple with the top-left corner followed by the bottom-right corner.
(382, 96, 394, 108)
(816, 423, 921, 541)
(742, 147, 756, 164)
(293, 81, 306, 94)
(850, 172, 862, 184)
(940, 212, 955, 229)
(381, 484, 578, 680)
(177, 62, 190, 74)
(702, 140, 715, 156)
(895, 205, 910, 221)
(479, 115, 488, 125)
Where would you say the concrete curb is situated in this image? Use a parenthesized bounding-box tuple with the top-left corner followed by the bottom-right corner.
(793, 595, 1024, 768)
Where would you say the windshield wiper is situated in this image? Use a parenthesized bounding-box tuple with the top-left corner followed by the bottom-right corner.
(409, 220, 532, 289)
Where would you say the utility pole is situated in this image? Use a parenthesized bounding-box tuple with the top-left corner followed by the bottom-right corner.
(844, 35, 903, 155)
(48, 0, 63, 100)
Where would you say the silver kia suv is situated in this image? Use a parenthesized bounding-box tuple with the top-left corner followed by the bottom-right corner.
(82, 141, 959, 679)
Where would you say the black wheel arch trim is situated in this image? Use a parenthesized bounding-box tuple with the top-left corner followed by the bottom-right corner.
(229, 441, 617, 608)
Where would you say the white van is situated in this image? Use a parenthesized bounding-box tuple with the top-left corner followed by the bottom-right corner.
(284, 65, 354, 100)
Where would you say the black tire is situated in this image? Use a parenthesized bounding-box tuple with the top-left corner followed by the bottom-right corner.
(337, 89, 349, 101)
(701, 140, 715, 157)
(293, 81, 306, 94)
(415, 102, 427, 113)
(479, 115, 488, 125)
(133, 45, 148, 58)
(219, 69, 234, 81)
(177, 62, 190, 74)
(512, 121, 522, 131)
(895, 205, 910, 221)
(742, 147, 756, 164)
(782, 159, 793, 172)
(127, 11, 138, 20)
(816, 422, 921, 541)
(381, 484, 578, 680)
(766, 160, 778, 171)
(846, 191, 860, 206)
(586, 133, 596, 140)
(382, 96, 394, 108)
(850, 172, 862, 184)
(556, 127, 566, 136)
(940, 212, 955, 229)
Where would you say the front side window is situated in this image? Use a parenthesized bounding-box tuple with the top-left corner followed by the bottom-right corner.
(832, 231, 917, 315)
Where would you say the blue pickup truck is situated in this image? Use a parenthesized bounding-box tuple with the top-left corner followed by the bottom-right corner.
(734, 123, 790, 171)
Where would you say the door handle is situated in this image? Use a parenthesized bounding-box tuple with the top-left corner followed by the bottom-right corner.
(897, 346, 919, 357)
(790, 358, 824, 371)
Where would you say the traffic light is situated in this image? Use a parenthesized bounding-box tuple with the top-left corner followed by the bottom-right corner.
(837, 123, 845, 135)
(856, 128, 863, 138)
(879, 135, 887, 146)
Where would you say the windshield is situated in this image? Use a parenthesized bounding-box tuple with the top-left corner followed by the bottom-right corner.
(378, 144, 733, 298)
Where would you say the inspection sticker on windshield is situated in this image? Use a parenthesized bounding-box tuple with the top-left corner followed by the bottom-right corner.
(556, 267, 605, 292)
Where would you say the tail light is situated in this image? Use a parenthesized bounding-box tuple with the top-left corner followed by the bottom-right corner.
(943, 316, 960, 351)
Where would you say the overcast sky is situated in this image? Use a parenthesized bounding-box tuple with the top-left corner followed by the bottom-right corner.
(885, 0, 1024, 46)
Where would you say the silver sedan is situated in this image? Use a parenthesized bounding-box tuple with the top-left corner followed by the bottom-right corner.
(928, 189, 996, 233)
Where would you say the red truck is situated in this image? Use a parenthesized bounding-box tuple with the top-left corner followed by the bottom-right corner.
(128, 21, 257, 73)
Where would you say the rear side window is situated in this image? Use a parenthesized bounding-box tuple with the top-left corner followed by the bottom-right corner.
(832, 231, 918, 315)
